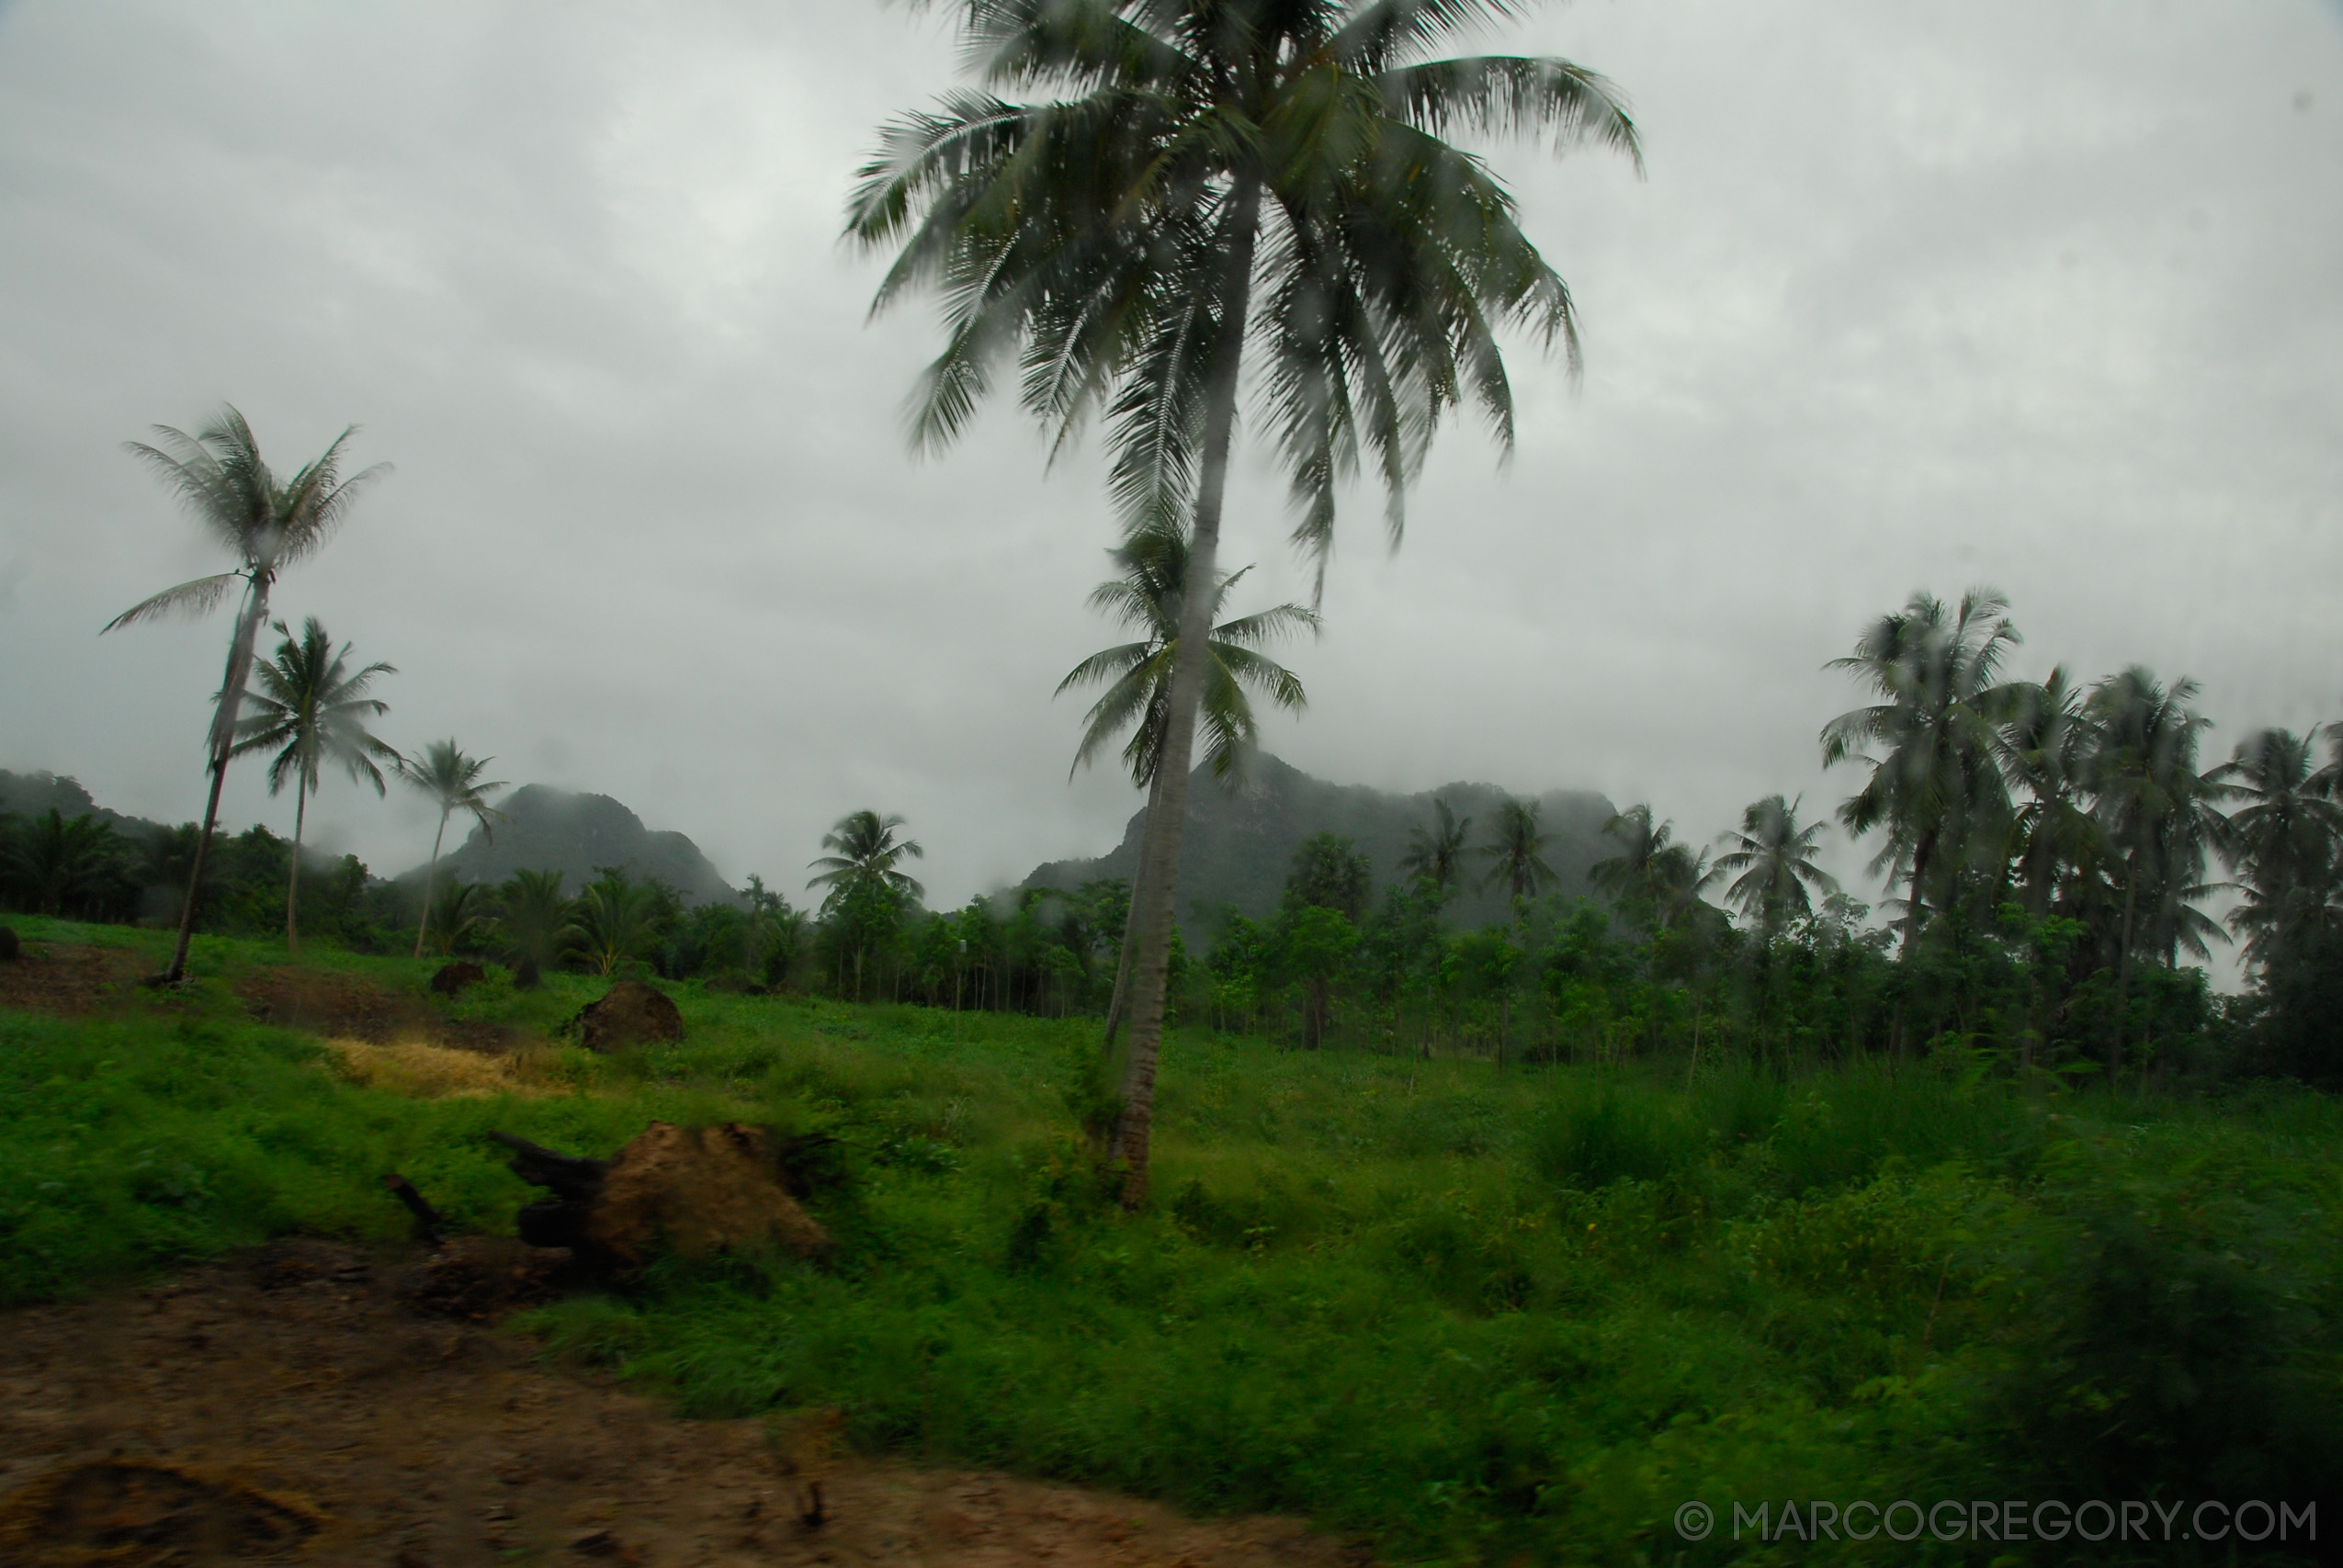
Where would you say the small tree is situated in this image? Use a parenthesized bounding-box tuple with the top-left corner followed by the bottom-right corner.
(396, 740, 508, 960)
(229, 617, 396, 953)
(106, 409, 387, 982)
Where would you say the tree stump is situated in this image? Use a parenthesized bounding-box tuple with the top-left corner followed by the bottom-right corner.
(490, 1122, 829, 1273)
(0, 926, 17, 962)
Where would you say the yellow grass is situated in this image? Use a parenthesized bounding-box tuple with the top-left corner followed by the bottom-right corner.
(325, 1038, 569, 1099)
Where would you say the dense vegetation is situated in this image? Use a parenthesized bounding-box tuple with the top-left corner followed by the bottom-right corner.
(0, 917, 2333, 1563)
(10, 584, 2342, 1097)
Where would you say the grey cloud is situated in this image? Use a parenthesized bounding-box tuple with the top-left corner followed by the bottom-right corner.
(2, 1, 2338, 973)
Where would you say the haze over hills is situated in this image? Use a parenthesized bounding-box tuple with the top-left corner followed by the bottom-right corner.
(10, 760, 1627, 927)
(1024, 753, 1619, 930)
(0, 771, 174, 842)
(419, 784, 740, 906)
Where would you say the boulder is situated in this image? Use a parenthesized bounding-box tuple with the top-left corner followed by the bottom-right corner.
(429, 960, 486, 997)
(577, 979, 684, 1052)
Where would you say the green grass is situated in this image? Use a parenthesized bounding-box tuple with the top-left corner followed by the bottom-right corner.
(2, 915, 2337, 1563)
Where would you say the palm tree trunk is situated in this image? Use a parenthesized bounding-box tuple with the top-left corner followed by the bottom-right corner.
(164, 574, 270, 984)
(286, 779, 309, 955)
(1111, 176, 1262, 1209)
(413, 809, 450, 960)
(1101, 760, 1168, 1056)
(2112, 873, 2138, 1077)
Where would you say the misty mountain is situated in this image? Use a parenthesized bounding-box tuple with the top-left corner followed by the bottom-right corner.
(417, 784, 738, 906)
(0, 771, 172, 841)
(1024, 753, 1618, 930)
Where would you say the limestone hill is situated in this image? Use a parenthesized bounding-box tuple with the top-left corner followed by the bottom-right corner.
(1024, 753, 1616, 930)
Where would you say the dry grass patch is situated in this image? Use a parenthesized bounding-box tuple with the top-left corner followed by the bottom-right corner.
(326, 1038, 568, 1100)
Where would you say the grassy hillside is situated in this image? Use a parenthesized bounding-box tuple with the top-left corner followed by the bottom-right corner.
(1, 917, 2335, 1563)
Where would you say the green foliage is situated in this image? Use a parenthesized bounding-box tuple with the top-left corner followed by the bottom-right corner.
(5, 919, 2339, 1564)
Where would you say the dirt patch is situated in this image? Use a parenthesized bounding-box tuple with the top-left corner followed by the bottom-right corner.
(0, 1239, 1366, 1567)
(235, 967, 511, 1052)
(0, 1458, 325, 1565)
(429, 962, 487, 998)
(0, 940, 154, 1017)
(592, 1122, 830, 1266)
(576, 981, 682, 1053)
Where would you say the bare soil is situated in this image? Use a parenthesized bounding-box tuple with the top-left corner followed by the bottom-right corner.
(233, 967, 513, 1052)
(0, 1240, 1365, 1568)
(0, 938, 154, 1016)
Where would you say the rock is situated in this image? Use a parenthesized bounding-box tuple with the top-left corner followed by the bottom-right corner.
(512, 954, 542, 990)
(586, 1122, 830, 1266)
(429, 960, 486, 997)
(0, 926, 17, 962)
(577, 980, 684, 1052)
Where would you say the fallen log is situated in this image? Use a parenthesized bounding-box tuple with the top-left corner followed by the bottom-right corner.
(489, 1122, 830, 1273)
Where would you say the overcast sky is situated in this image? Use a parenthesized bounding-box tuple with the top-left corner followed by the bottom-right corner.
(3, 1, 2338, 945)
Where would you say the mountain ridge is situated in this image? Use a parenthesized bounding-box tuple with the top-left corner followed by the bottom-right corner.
(1024, 752, 1617, 929)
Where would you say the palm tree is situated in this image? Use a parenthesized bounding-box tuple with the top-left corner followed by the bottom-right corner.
(2088, 668, 2230, 974)
(1713, 795, 1839, 937)
(2087, 668, 2230, 1076)
(809, 811, 923, 1001)
(397, 740, 509, 959)
(1588, 804, 1715, 929)
(1477, 797, 1559, 904)
(2213, 726, 2343, 971)
(228, 617, 396, 954)
(1998, 667, 2107, 919)
(424, 878, 488, 958)
(1821, 588, 2024, 950)
(565, 870, 671, 977)
(103, 408, 387, 982)
(808, 810, 925, 903)
(494, 868, 570, 982)
(1398, 798, 1472, 895)
(1061, 528, 1320, 1048)
(852, 0, 1637, 1203)
(1059, 528, 1318, 788)
(4, 810, 129, 918)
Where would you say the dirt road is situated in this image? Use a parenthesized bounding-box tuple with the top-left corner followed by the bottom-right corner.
(0, 1239, 1362, 1568)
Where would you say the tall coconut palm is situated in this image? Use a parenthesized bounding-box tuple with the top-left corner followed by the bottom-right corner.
(1477, 797, 1559, 905)
(1588, 804, 1714, 929)
(2086, 668, 2230, 1077)
(2213, 725, 2343, 970)
(852, 0, 1637, 1203)
(228, 617, 396, 953)
(1059, 528, 1319, 788)
(1062, 527, 1318, 1050)
(103, 408, 387, 982)
(1821, 588, 2023, 950)
(397, 740, 508, 959)
(2088, 668, 2230, 974)
(809, 811, 924, 1002)
(1998, 667, 2107, 919)
(1398, 797, 1471, 894)
(1714, 795, 1839, 938)
(808, 810, 925, 904)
